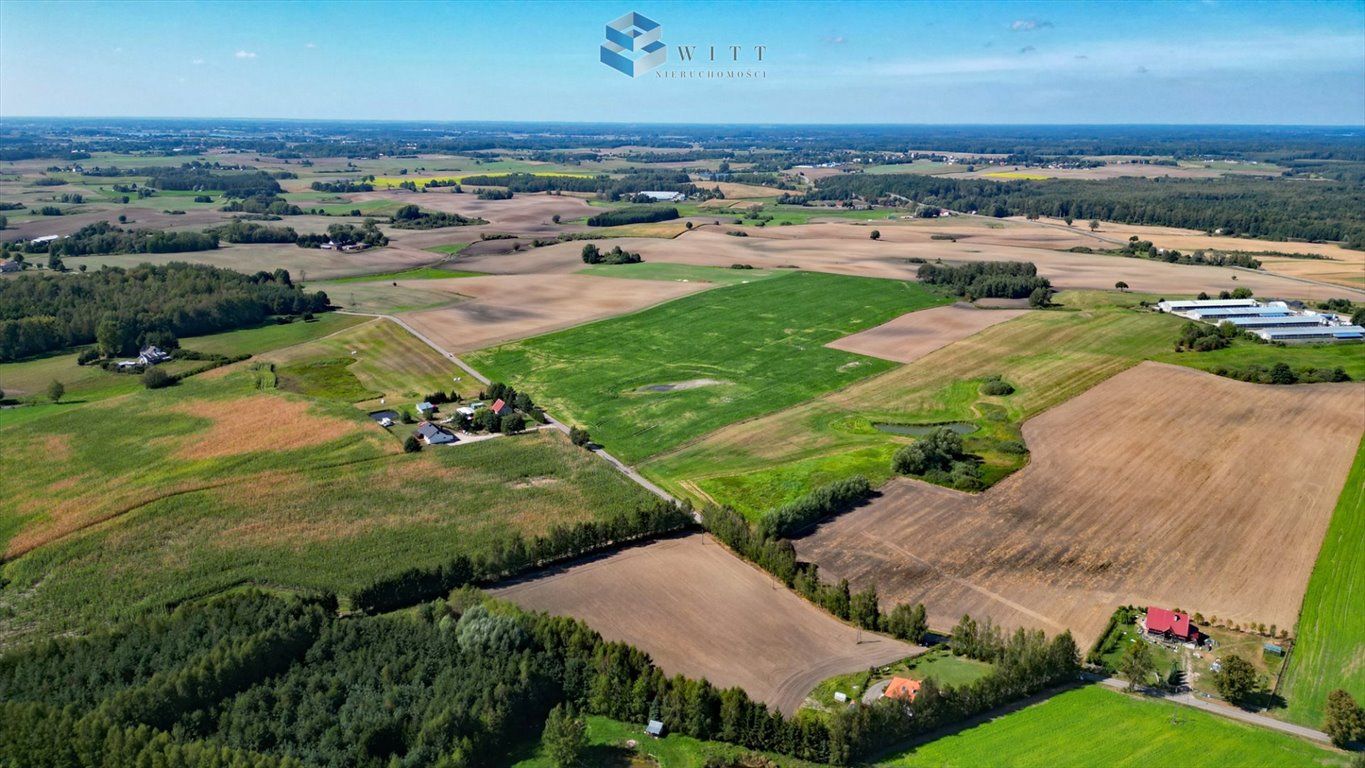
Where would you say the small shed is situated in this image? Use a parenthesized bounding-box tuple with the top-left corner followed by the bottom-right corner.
(416, 402, 435, 415)
(1264, 643, 1284, 656)
(833, 691, 848, 703)
(489, 398, 512, 416)
(645, 720, 666, 738)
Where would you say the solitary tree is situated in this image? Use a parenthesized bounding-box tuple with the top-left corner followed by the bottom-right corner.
(1324, 689, 1365, 748)
(403, 434, 422, 453)
(542, 703, 586, 768)
(1213, 654, 1259, 706)
(551, 214, 561, 224)
(1119, 640, 1155, 690)
(1115, 281, 1129, 292)
(1028, 286, 1052, 308)
(870, 230, 881, 241)
(141, 367, 173, 389)
(1064, 216, 1074, 226)
(47, 380, 65, 403)
(501, 413, 527, 435)
(1089, 219, 1100, 232)
(569, 426, 591, 447)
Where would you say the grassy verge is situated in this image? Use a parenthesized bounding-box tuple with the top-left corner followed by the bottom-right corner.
(469, 272, 948, 463)
(877, 685, 1349, 767)
(507, 715, 828, 768)
(316, 266, 481, 284)
(1278, 435, 1365, 727)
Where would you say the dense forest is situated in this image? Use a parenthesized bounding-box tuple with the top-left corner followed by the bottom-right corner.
(148, 167, 283, 198)
(916, 261, 1052, 300)
(459, 170, 697, 200)
(0, 263, 329, 360)
(815, 174, 1365, 248)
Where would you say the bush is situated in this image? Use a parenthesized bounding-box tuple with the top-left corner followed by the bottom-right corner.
(140, 367, 173, 389)
(569, 426, 591, 447)
(76, 348, 100, 366)
(892, 427, 964, 475)
(979, 376, 1015, 396)
(403, 434, 422, 453)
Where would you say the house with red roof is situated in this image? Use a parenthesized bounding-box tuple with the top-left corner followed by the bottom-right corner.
(882, 677, 922, 702)
(489, 398, 512, 416)
(1142, 607, 1202, 643)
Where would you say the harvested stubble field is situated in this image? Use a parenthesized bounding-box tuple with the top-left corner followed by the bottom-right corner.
(467, 272, 946, 462)
(402, 273, 709, 353)
(825, 304, 1030, 364)
(795, 362, 1365, 645)
(491, 534, 919, 715)
(644, 295, 1180, 515)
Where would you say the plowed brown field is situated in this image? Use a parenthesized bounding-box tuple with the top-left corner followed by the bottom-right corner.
(492, 534, 919, 714)
(795, 363, 1365, 644)
(826, 304, 1030, 363)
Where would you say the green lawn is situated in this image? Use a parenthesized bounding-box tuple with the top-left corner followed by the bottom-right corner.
(576, 262, 782, 285)
(1155, 338, 1365, 380)
(877, 686, 1349, 767)
(806, 650, 994, 713)
(275, 358, 380, 402)
(644, 293, 1182, 513)
(1278, 435, 1365, 727)
(467, 272, 949, 463)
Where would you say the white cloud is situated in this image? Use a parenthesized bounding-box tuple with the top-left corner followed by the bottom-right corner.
(821, 35, 846, 45)
(1011, 19, 1052, 31)
(306, 42, 317, 49)
(192, 58, 205, 65)
(235, 50, 257, 59)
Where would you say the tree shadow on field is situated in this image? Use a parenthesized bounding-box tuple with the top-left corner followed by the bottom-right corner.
(786, 490, 883, 540)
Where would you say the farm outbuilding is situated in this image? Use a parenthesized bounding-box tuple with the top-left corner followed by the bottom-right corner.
(1253, 325, 1365, 342)
(646, 720, 666, 738)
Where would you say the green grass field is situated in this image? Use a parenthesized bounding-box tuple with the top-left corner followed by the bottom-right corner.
(0, 314, 366, 405)
(878, 686, 1348, 767)
(467, 272, 949, 463)
(575, 262, 782, 285)
(423, 242, 472, 256)
(1155, 338, 1365, 380)
(644, 293, 1182, 514)
(0, 354, 656, 642)
(1278, 435, 1365, 727)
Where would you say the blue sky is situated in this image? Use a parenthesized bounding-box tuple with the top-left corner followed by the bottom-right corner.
(1, 0, 1362, 124)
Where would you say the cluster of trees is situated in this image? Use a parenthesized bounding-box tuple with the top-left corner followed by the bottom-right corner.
(389, 204, 485, 229)
(816, 173, 1365, 249)
(27, 221, 219, 258)
(477, 188, 513, 200)
(1211, 361, 1351, 385)
(346, 499, 694, 613)
(586, 205, 680, 227)
(209, 220, 299, 244)
(221, 194, 302, 216)
(892, 427, 982, 491)
(148, 167, 281, 198)
(580, 243, 643, 264)
(1174, 320, 1237, 352)
(309, 179, 373, 193)
(833, 621, 1081, 760)
(757, 476, 872, 538)
(296, 221, 389, 248)
(916, 261, 1051, 301)
(0, 263, 328, 361)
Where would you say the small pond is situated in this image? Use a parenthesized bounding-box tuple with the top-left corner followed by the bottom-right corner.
(369, 410, 399, 423)
(873, 421, 977, 437)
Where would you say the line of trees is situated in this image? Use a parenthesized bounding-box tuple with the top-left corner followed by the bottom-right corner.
(346, 499, 694, 613)
(586, 205, 680, 227)
(757, 476, 871, 538)
(32, 221, 219, 257)
(580, 243, 643, 264)
(389, 204, 486, 229)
